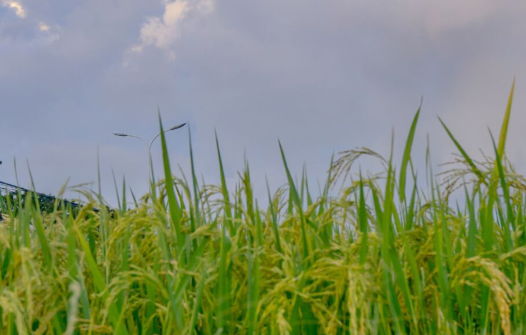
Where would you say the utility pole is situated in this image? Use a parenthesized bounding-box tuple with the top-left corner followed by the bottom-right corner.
(113, 122, 186, 181)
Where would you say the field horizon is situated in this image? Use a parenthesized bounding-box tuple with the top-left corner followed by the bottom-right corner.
(2, 84, 526, 334)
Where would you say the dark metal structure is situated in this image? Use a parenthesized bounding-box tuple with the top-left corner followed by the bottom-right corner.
(0, 180, 80, 210)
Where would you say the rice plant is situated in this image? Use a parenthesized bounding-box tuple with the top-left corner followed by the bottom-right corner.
(1, 83, 526, 334)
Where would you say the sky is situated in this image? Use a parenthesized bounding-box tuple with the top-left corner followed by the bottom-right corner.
(1, 0, 526, 204)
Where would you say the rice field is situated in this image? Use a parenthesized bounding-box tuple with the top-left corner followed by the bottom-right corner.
(2, 84, 526, 334)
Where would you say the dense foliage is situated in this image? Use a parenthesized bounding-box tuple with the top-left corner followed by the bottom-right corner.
(0, 188, 60, 216)
(1, 85, 526, 334)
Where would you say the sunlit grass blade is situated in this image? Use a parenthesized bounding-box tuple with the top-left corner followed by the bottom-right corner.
(188, 125, 202, 230)
(187, 268, 207, 335)
(399, 100, 421, 202)
(497, 80, 515, 157)
(216, 227, 232, 332)
(490, 131, 513, 252)
(215, 131, 233, 234)
(266, 177, 282, 253)
(26, 163, 52, 270)
(75, 224, 129, 334)
(358, 174, 368, 265)
(278, 140, 312, 260)
(247, 247, 260, 335)
(438, 117, 485, 181)
(158, 111, 184, 245)
(112, 167, 122, 212)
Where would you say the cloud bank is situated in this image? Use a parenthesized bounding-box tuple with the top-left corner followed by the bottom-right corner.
(130, 0, 213, 60)
(1, 0, 526, 205)
(1, 0, 25, 18)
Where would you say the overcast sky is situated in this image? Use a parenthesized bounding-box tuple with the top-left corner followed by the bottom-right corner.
(1, 0, 526, 204)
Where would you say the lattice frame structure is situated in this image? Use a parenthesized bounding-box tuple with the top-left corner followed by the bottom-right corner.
(0, 180, 81, 216)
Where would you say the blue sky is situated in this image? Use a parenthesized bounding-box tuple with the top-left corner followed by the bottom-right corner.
(1, 0, 526, 204)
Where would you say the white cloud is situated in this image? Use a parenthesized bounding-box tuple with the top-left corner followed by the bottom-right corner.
(39, 22, 50, 32)
(1, 0, 26, 18)
(133, 1, 188, 54)
(37, 21, 59, 42)
(163, 1, 188, 26)
(128, 0, 213, 61)
(1, 1, 59, 42)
